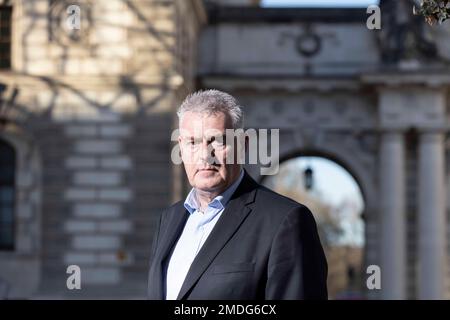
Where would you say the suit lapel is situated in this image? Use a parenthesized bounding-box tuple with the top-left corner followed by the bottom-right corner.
(176, 172, 258, 300)
(154, 203, 189, 299)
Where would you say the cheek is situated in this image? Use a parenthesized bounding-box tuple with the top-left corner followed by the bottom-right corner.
(216, 147, 230, 161)
(184, 163, 196, 176)
(181, 153, 195, 172)
(181, 149, 197, 165)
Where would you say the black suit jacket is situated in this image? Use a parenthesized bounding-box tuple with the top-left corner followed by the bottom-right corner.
(147, 171, 328, 300)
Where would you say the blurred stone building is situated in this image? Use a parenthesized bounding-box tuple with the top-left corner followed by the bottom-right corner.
(0, 0, 450, 299)
(0, 0, 205, 298)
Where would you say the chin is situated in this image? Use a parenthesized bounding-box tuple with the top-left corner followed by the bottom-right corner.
(194, 177, 223, 191)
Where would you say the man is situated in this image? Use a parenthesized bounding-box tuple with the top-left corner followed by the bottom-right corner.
(147, 89, 328, 300)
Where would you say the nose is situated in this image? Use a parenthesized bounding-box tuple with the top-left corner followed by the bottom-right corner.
(199, 140, 215, 165)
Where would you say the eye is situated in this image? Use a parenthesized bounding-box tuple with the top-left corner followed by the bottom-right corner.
(186, 138, 201, 147)
(211, 135, 226, 147)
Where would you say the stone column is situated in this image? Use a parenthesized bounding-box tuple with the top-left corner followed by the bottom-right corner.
(417, 132, 446, 299)
(379, 131, 406, 299)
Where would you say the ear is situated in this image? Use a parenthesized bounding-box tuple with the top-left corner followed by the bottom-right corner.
(178, 136, 183, 157)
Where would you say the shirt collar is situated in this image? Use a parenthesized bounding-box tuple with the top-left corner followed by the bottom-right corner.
(184, 169, 245, 215)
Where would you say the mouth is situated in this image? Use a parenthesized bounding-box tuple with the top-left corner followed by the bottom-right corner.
(197, 167, 219, 173)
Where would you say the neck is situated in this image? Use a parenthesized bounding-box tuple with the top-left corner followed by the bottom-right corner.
(195, 189, 221, 212)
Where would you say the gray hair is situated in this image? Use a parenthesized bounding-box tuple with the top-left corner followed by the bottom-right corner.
(177, 89, 244, 129)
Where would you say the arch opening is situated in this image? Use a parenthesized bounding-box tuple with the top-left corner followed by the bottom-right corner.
(262, 155, 366, 299)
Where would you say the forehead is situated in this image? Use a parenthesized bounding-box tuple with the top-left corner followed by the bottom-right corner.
(179, 111, 231, 134)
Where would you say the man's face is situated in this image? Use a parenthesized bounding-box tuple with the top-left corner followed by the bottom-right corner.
(178, 111, 241, 193)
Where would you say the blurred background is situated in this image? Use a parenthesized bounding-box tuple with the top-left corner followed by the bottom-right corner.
(0, 0, 450, 299)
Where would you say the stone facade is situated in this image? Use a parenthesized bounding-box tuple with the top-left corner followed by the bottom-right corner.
(1, 0, 450, 300)
(0, 0, 205, 298)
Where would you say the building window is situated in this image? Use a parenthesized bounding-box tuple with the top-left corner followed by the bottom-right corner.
(0, 138, 15, 250)
(0, 5, 12, 69)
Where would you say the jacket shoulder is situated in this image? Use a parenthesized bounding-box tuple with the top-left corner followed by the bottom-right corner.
(167, 199, 185, 211)
(253, 184, 315, 223)
(158, 199, 185, 224)
(255, 184, 304, 209)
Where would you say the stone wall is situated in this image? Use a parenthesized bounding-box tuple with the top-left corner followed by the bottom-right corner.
(0, 0, 205, 298)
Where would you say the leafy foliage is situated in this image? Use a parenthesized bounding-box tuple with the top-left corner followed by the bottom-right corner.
(414, 0, 450, 25)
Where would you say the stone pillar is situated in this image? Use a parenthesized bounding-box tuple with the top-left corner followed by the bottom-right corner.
(379, 131, 406, 299)
(363, 76, 449, 300)
(418, 132, 446, 299)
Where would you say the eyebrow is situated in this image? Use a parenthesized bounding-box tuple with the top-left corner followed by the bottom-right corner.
(180, 133, 227, 139)
(180, 134, 226, 143)
(207, 134, 226, 141)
